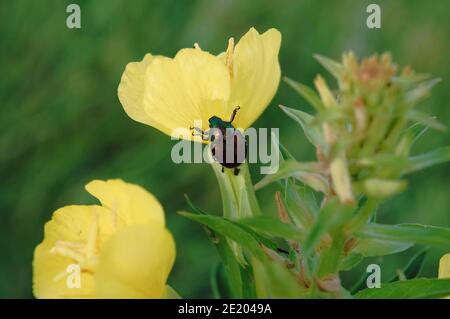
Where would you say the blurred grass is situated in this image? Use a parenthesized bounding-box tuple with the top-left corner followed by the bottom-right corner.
(0, 0, 449, 298)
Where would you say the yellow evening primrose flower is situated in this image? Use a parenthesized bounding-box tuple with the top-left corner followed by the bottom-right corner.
(118, 27, 281, 139)
(33, 179, 176, 299)
(439, 253, 450, 299)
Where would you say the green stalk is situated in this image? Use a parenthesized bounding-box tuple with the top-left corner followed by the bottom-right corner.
(211, 159, 261, 264)
(211, 160, 261, 220)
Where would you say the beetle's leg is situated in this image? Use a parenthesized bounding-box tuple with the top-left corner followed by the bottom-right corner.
(190, 126, 204, 134)
(221, 166, 225, 173)
(233, 167, 240, 176)
(229, 105, 241, 123)
(190, 126, 210, 141)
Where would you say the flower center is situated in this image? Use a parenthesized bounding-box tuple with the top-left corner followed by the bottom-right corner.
(50, 205, 118, 282)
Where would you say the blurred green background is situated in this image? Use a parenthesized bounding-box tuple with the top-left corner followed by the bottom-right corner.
(0, 0, 449, 298)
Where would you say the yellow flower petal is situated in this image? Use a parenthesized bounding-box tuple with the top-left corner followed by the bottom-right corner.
(85, 179, 165, 226)
(119, 54, 155, 125)
(33, 180, 175, 299)
(143, 48, 231, 135)
(119, 48, 230, 138)
(33, 242, 96, 299)
(118, 28, 282, 138)
(228, 27, 281, 128)
(33, 205, 114, 298)
(95, 223, 176, 299)
(439, 253, 450, 299)
(439, 253, 450, 278)
(165, 285, 181, 299)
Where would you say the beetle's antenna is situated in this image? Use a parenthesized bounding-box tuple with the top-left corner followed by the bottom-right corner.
(229, 105, 240, 123)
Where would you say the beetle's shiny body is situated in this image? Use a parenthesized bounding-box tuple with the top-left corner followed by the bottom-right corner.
(191, 106, 247, 175)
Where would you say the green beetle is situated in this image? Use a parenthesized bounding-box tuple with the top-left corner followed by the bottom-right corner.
(191, 106, 247, 175)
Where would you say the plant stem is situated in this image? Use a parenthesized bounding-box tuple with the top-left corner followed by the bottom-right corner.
(211, 159, 261, 264)
(211, 160, 261, 220)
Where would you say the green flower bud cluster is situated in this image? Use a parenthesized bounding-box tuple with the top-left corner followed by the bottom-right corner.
(286, 52, 443, 204)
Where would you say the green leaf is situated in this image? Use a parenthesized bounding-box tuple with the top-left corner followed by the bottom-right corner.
(214, 234, 243, 298)
(210, 261, 223, 298)
(314, 54, 345, 79)
(279, 104, 326, 150)
(357, 223, 450, 248)
(408, 123, 430, 146)
(237, 216, 307, 242)
(235, 222, 279, 251)
(302, 198, 355, 257)
(179, 211, 267, 261)
(240, 264, 257, 298)
(339, 253, 364, 271)
(403, 147, 450, 174)
(355, 278, 450, 299)
(278, 139, 296, 161)
(255, 159, 328, 193)
(270, 123, 295, 164)
(283, 77, 324, 111)
(252, 258, 309, 298)
(407, 110, 446, 131)
(184, 194, 207, 215)
(394, 123, 426, 157)
(282, 179, 317, 228)
(296, 184, 320, 217)
(353, 238, 413, 257)
(405, 78, 441, 104)
(388, 247, 429, 282)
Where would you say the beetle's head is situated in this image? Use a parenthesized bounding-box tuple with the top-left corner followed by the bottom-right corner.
(208, 116, 224, 128)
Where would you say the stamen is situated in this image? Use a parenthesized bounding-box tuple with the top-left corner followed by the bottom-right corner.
(49, 208, 102, 278)
(50, 246, 84, 263)
(86, 208, 99, 259)
(54, 240, 84, 248)
(111, 199, 118, 231)
(53, 269, 69, 282)
(226, 37, 235, 79)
